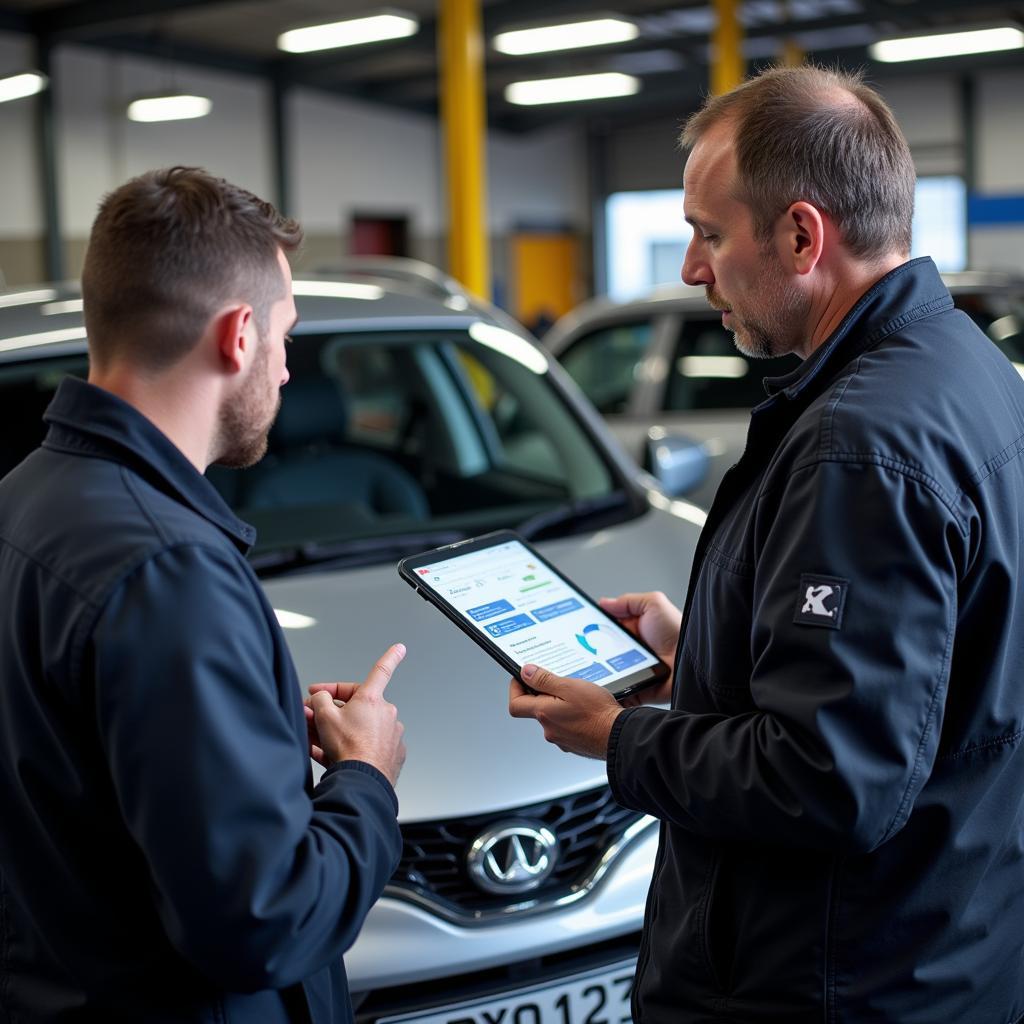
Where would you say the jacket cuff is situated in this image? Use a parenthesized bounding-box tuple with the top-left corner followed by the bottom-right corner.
(323, 759, 399, 815)
(607, 706, 645, 810)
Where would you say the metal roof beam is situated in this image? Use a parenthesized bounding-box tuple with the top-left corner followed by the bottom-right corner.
(31, 0, 249, 41)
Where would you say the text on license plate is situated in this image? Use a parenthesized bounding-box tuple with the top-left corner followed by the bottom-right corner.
(378, 958, 636, 1024)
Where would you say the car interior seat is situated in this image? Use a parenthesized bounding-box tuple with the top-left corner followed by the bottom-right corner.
(238, 374, 430, 520)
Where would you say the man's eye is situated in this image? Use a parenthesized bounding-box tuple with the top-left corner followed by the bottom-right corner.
(702, 233, 718, 242)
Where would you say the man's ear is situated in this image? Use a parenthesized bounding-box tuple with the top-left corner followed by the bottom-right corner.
(214, 305, 254, 375)
(777, 201, 825, 276)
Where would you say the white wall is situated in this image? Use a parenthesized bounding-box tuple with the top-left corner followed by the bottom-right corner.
(0, 31, 43, 238)
(0, 38, 588, 283)
(54, 46, 273, 237)
(290, 88, 585, 238)
(971, 68, 1024, 273)
(875, 74, 962, 177)
(289, 87, 443, 236)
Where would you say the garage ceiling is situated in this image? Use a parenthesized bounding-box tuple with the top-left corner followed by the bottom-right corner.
(0, 0, 1021, 131)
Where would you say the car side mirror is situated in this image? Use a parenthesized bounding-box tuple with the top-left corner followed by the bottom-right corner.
(646, 428, 709, 497)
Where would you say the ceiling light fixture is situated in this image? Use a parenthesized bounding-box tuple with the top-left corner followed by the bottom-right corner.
(505, 72, 640, 106)
(0, 71, 47, 104)
(869, 25, 1024, 62)
(277, 13, 419, 54)
(127, 93, 212, 123)
(493, 18, 639, 55)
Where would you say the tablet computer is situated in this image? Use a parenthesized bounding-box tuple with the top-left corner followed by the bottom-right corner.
(397, 529, 669, 701)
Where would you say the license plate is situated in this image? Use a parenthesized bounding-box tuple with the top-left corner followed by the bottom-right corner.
(377, 958, 636, 1024)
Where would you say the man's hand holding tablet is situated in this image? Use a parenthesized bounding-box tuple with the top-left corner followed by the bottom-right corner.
(507, 591, 682, 759)
(397, 530, 671, 703)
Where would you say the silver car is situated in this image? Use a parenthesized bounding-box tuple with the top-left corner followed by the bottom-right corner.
(545, 270, 1024, 511)
(0, 260, 706, 1024)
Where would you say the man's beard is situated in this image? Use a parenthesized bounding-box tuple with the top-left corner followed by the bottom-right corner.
(213, 338, 281, 469)
(708, 249, 810, 360)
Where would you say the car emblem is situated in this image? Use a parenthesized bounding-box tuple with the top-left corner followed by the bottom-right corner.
(466, 822, 558, 895)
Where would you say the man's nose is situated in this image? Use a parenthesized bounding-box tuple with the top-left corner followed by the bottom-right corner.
(682, 239, 712, 288)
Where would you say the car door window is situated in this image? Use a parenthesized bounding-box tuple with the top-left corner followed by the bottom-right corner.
(559, 322, 652, 414)
(665, 319, 798, 411)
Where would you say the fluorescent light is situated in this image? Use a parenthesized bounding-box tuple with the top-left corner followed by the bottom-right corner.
(0, 327, 87, 354)
(41, 299, 85, 316)
(0, 288, 58, 309)
(505, 72, 640, 106)
(870, 26, 1024, 62)
(0, 71, 47, 104)
(468, 322, 548, 374)
(494, 18, 638, 55)
(291, 281, 384, 300)
(278, 13, 418, 53)
(274, 609, 317, 630)
(127, 94, 212, 123)
(678, 355, 748, 378)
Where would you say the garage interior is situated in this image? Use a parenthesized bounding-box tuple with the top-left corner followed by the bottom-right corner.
(0, 0, 1022, 324)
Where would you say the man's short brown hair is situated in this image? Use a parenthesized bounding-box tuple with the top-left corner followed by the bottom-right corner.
(681, 65, 915, 260)
(82, 167, 303, 371)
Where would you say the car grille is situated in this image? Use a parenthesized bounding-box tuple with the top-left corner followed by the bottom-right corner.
(387, 784, 647, 918)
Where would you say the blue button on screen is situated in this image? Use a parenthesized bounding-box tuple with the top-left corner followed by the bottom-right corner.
(607, 649, 647, 672)
(484, 613, 535, 638)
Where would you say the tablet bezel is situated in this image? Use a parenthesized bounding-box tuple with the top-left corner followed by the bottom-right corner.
(397, 529, 670, 701)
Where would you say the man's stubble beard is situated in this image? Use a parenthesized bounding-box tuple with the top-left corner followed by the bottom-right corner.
(213, 335, 281, 469)
(710, 247, 811, 361)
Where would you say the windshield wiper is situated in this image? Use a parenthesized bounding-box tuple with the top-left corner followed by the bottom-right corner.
(516, 491, 634, 541)
(251, 529, 467, 577)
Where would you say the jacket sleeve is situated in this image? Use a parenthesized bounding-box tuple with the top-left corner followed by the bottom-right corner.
(608, 458, 969, 853)
(88, 542, 402, 991)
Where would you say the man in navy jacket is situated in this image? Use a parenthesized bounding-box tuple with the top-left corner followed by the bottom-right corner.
(0, 167, 407, 1022)
(510, 67, 1024, 1021)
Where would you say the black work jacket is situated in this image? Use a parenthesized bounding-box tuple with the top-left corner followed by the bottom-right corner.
(609, 258, 1024, 1023)
(0, 377, 402, 1023)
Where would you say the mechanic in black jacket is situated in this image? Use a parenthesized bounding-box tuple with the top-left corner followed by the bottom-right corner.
(0, 167, 407, 1023)
(510, 66, 1024, 1023)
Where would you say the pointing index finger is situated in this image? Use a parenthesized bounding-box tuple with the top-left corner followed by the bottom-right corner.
(360, 642, 407, 697)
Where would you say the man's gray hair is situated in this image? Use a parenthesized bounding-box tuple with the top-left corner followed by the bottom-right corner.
(681, 65, 916, 259)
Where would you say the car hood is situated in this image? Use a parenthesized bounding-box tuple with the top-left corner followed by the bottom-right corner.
(262, 502, 701, 822)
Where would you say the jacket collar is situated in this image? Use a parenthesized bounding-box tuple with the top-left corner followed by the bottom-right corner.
(43, 376, 256, 553)
(762, 256, 953, 403)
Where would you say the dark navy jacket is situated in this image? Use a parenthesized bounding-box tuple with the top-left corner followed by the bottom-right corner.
(0, 377, 402, 1023)
(609, 259, 1024, 1023)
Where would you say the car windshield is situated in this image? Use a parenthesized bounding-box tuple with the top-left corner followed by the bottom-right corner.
(0, 328, 631, 573)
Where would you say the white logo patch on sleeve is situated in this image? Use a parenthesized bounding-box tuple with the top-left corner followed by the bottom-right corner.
(793, 574, 848, 629)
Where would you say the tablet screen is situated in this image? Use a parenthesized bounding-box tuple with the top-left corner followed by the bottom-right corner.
(410, 536, 660, 688)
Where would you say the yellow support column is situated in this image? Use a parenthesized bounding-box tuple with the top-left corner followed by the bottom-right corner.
(711, 0, 744, 96)
(439, 0, 491, 300)
(779, 1, 804, 68)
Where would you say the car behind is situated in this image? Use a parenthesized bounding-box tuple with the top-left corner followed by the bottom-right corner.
(0, 260, 706, 1023)
(545, 270, 1024, 511)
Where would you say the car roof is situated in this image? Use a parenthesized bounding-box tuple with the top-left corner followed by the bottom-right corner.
(545, 269, 1024, 352)
(0, 257, 532, 363)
